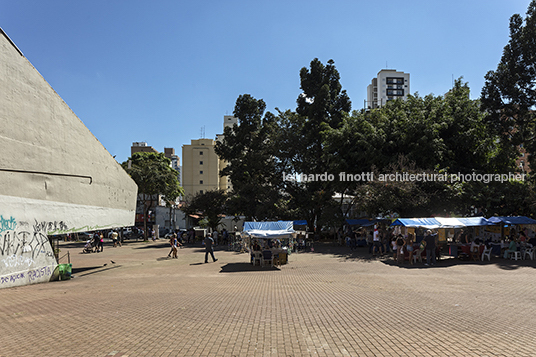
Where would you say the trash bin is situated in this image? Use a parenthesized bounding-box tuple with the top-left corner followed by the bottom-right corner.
(58, 263, 72, 280)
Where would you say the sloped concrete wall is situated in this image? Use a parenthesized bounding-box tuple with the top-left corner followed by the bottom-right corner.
(0, 29, 138, 288)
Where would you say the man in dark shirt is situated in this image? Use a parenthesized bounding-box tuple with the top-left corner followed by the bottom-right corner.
(424, 230, 437, 266)
(204, 233, 218, 263)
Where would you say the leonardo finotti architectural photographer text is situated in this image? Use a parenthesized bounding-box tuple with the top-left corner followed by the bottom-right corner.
(282, 172, 526, 184)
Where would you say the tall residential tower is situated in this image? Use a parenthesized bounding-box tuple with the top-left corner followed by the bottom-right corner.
(366, 69, 410, 109)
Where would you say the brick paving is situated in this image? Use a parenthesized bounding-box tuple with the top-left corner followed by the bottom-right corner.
(1, 239, 536, 357)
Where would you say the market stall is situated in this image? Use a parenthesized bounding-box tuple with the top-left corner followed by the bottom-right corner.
(390, 217, 497, 259)
(243, 221, 295, 266)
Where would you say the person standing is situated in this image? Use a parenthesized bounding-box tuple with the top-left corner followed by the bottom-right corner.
(405, 234, 415, 265)
(222, 228, 229, 246)
(97, 232, 104, 252)
(424, 230, 437, 266)
(204, 233, 218, 263)
(112, 230, 120, 247)
(372, 226, 383, 256)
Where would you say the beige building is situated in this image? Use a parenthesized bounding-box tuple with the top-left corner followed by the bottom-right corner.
(182, 138, 222, 197)
(131, 141, 159, 156)
(182, 116, 236, 197)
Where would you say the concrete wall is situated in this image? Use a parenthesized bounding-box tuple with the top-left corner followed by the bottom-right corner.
(0, 29, 138, 288)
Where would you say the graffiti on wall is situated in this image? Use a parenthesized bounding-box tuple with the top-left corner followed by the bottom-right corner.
(0, 215, 67, 287)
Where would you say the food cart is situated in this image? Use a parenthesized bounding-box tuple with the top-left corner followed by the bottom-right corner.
(242, 221, 296, 266)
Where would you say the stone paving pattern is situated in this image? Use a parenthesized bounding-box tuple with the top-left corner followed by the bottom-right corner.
(1, 239, 536, 357)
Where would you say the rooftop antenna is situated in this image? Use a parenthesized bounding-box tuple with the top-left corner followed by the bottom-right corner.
(200, 126, 205, 139)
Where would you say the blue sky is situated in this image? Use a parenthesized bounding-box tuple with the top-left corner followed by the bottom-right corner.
(1, 0, 532, 164)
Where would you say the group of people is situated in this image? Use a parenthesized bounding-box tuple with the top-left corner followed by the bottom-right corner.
(166, 231, 218, 263)
(390, 230, 438, 266)
(83, 230, 122, 253)
(502, 229, 535, 258)
(342, 227, 439, 266)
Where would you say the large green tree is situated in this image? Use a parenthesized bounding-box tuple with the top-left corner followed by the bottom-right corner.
(215, 94, 283, 221)
(282, 58, 352, 232)
(122, 152, 182, 240)
(481, 0, 536, 171)
(323, 79, 496, 217)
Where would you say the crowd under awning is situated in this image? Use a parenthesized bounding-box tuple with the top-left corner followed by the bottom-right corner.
(390, 216, 534, 229)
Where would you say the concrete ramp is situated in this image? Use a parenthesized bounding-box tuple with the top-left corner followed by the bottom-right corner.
(0, 28, 138, 288)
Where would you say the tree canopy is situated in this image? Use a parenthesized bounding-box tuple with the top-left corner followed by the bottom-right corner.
(214, 12, 536, 228)
(481, 0, 536, 170)
(122, 152, 182, 239)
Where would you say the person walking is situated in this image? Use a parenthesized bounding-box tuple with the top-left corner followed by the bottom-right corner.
(212, 230, 219, 245)
(168, 233, 180, 258)
(204, 233, 218, 263)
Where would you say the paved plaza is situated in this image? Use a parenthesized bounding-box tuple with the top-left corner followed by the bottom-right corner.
(1, 239, 536, 357)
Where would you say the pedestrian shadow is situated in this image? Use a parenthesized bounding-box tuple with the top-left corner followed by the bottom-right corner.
(156, 257, 172, 261)
(219, 262, 280, 273)
(133, 242, 169, 249)
(190, 262, 205, 266)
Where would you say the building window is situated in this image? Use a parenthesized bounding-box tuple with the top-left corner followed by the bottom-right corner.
(200, 180, 203, 184)
(200, 190, 203, 194)
(200, 161, 203, 165)
(200, 151, 203, 155)
(200, 170, 203, 174)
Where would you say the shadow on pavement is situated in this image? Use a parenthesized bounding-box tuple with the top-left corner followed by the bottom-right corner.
(133, 242, 169, 249)
(307, 242, 536, 269)
(71, 265, 121, 277)
(219, 262, 280, 273)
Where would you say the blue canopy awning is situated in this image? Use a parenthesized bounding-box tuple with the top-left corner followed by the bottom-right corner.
(390, 218, 442, 229)
(243, 221, 295, 239)
(488, 216, 536, 225)
(392, 217, 496, 228)
(293, 220, 308, 226)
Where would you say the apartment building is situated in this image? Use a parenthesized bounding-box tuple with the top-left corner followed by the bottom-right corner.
(182, 116, 236, 197)
(366, 69, 410, 109)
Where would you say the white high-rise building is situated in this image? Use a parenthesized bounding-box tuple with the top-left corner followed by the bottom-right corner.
(366, 69, 410, 109)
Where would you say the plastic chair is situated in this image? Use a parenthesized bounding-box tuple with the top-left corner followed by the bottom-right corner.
(262, 250, 273, 267)
(510, 251, 522, 261)
(523, 248, 534, 260)
(481, 246, 492, 261)
(252, 252, 262, 266)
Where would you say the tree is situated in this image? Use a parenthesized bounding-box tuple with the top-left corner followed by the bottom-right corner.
(283, 58, 352, 232)
(122, 152, 182, 240)
(181, 190, 227, 232)
(323, 79, 496, 217)
(481, 0, 536, 171)
(215, 94, 283, 221)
